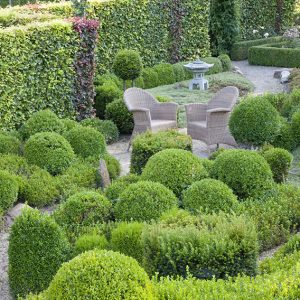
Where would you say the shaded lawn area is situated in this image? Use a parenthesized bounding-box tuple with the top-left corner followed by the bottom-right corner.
(147, 71, 254, 127)
(288, 147, 300, 187)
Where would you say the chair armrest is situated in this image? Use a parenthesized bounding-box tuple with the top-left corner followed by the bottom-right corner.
(207, 108, 231, 113)
(185, 103, 208, 122)
(206, 110, 231, 128)
(130, 108, 151, 127)
(151, 102, 178, 121)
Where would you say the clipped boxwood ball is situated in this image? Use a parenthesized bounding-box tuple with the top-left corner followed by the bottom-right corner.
(113, 49, 143, 81)
(44, 250, 153, 300)
(0, 170, 19, 213)
(53, 191, 111, 228)
(210, 150, 274, 199)
(75, 233, 108, 255)
(218, 54, 232, 71)
(182, 179, 238, 214)
(24, 168, 59, 208)
(229, 96, 281, 146)
(0, 133, 21, 155)
(141, 67, 158, 88)
(61, 119, 78, 132)
(81, 118, 119, 144)
(102, 153, 121, 180)
(65, 125, 106, 159)
(105, 174, 140, 202)
(24, 132, 75, 175)
(153, 63, 175, 85)
(114, 181, 178, 222)
(142, 149, 208, 197)
(8, 208, 70, 298)
(261, 147, 293, 183)
(21, 109, 65, 139)
(131, 130, 192, 175)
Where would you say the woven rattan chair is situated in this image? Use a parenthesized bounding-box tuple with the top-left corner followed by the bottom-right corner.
(124, 88, 178, 150)
(185, 86, 239, 153)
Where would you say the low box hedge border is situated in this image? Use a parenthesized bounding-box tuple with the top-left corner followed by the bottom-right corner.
(248, 43, 300, 68)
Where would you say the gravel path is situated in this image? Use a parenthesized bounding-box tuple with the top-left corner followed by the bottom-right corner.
(0, 227, 11, 300)
(233, 60, 289, 95)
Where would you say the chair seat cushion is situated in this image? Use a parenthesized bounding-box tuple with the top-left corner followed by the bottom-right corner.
(151, 120, 177, 132)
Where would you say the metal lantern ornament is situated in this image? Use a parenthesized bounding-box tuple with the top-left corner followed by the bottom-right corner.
(184, 59, 214, 91)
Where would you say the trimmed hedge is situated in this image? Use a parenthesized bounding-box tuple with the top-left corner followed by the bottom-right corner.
(230, 37, 283, 60)
(0, 170, 19, 213)
(210, 149, 274, 199)
(24, 132, 75, 175)
(142, 149, 208, 197)
(0, 20, 77, 130)
(114, 181, 178, 222)
(249, 43, 300, 68)
(0, 132, 21, 155)
(153, 63, 176, 85)
(8, 208, 70, 298)
(130, 130, 192, 175)
(75, 233, 108, 255)
(43, 250, 154, 300)
(142, 213, 258, 279)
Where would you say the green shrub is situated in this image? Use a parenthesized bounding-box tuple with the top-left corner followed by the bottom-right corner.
(289, 68, 300, 91)
(102, 153, 121, 180)
(182, 179, 238, 214)
(153, 63, 176, 85)
(141, 67, 159, 88)
(282, 89, 300, 119)
(105, 99, 134, 134)
(53, 191, 111, 229)
(142, 149, 208, 197)
(211, 149, 274, 199)
(21, 109, 65, 140)
(115, 181, 178, 222)
(229, 95, 281, 146)
(94, 73, 123, 90)
(260, 147, 293, 183)
(81, 118, 119, 144)
(105, 174, 140, 202)
(43, 250, 153, 300)
(61, 118, 78, 132)
(131, 130, 192, 175)
(24, 168, 59, 208)
(218, 54, 232, 71)
(172, 63, 186, 82)
(110, 222, 145, 263)
(142, 213, 258, 279)
(262, 92, 287, 114)
(8, 208, 70, 298)
(0, 133, 21, 155)
(173, 61, 193, 80)
(75, 233, 108, 255)
(201, 57, 223, 74)
(0, 154, 32, 178)
(291, 111, 300, 146)
(24, 132, 75, 175)
(272, 118, 295, 151)
(94, 82, 122, 118)
(0, 170, 19, 213)
(65, 125, 106, 159)
(230, 37, 283, 60)
(208, 148, 226, 160)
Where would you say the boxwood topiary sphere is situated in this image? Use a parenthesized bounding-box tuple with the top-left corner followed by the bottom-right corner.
(53, 191, 111, 228)
(61, 119, 78, 132)
(113, 49, 143, 81)
(105, 174, 140, 202)
(114, 181, 178, 222)
(229, 96, 281, 146)
(43, 250, 153, 300)
(182, 179, 238, 214)
(142, 149, 208, 197)
(81, 118, 119, 144)
(24, 168, 60, 208)
(24, 132, 75, 175)
(153, 63, 176, 85)
(131, 130, 192, 175)
(21, 109, 65, 139)
(95, 73, 123, 90)
(260, 147, 293, 183)
(202, 57, 223, 74)
(218, 54, 232, 71)
(0, 170, 19, 213)
(65, 126, 106, 159)
(172, 63, 186, 82)
(75, 233, 108, 255)
(210, 149, 274, 199)
(105, 99, 134, 134)
(0, 133, 21, 155)
(8, 208, 70, 298)
(141, 67, 158, 88)
(102, 153, 121, 180)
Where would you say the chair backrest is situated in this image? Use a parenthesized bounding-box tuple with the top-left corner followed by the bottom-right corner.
(124, 87, 157, 111)
(208, 86, 239, 110)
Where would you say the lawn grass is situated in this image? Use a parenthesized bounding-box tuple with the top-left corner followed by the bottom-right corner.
(287, 147, 300, 187)
(147, 71, 254, 127)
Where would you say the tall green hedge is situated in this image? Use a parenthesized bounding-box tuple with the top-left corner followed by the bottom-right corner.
(0, 20, 78, 130)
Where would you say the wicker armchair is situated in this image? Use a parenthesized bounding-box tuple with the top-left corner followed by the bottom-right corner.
(124, 88, 178, 149)
(185, 86, 239, 153)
